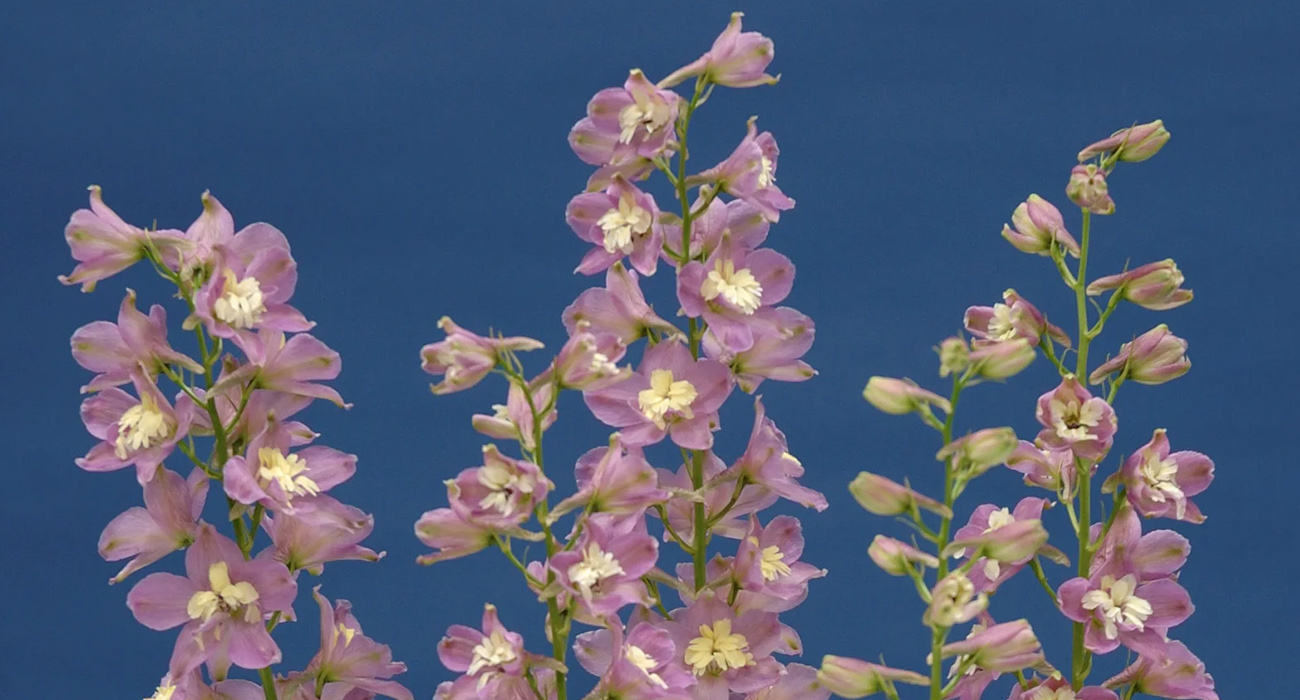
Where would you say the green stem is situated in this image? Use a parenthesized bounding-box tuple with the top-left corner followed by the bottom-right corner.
(690, 450, 708, 591)
(258, 666, 278, 700)
(1071, 209, 1094, 690)
(929, 377, 964, 700)
(1029, 558, 1057, 601)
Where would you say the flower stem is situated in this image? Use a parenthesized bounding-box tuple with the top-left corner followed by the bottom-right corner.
(1071, 209, 1094, 689)
(929, 376, 964, 700)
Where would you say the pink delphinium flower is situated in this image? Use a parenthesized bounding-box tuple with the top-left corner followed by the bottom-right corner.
(1057, 565, 1193, 660)
(59, 185, 190, 292)
(574, 621, 695, 700)
(99, 467, 207, 583)
(745, 663, 828, 700)
(1004, 441, 1077, 499)
(549, 513, 658, 622)
(1118, 428, 1214, 523)
(446, 445, 552, 528)
(223, 416, 357, 514)
(940, 619, 1043, 674)
(420, 317, 544, 395)
(413, 507, 496, 565)
(127, 525, 296, 679)
(1089, 324, 1190, 386)
(1034, 375, 1117, 463)
(949, 498, 1050, 592)
(1066, 164, 1116, 215)
(1104, 640, 1217, 700)
(678, 235, 795, 352)
(77, 372, 197, 484)
(585, 338, 733, 450)
(659, 12, 779, 89)
(687, 117, 794, 222)
(263, 496, 382, 575)
(567, 175, 664, 277)
(658, 450, 776, 543)
(548, 435, 668, 522)
(733, 516, 826, 613)
(662, 591, 786, 699)
(1088, 503, 1191, 587)
(214, 329, 348, 407)
(470, 373, 558, 451)
(71, 288, 203, 392)
(563, 263, 680, 345)
(724, 397, 827, 510)
(663, 198, 769, 263)
(1077, 120, 1170, 163)
(298, 588, 413, 700)
(553, 321, 631, 391)
(963, 289, 1070, 349)
(438, 604, 557, 697)
(1087, 259, 1193, 311)
(1001, 194, 1080, 258)
(704, 306, 816, 393)
(1010, 676, 1117, 700)
(569, 69, 680, 187)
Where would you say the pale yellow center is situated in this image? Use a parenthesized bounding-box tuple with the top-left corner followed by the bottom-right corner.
(145, 685, 177, 700)
(257, 447, 319, 501)
(757, 542, 791, 581)
(1080, 574, 1152, 640)
(1029, 687, 1077, 700)
(333, 621, 358, 647)
(186, 561, 260, 623)
(468, 630, 517, 676)
(1050, 397, 1104, 442)
(213, 270, 266, 329)
(476, 461, 536, 517)
(986, 303, 1018, 341)
(1140, 452, 1184, 516)
(625, 645, 668, 688)
(597, 194, 652, 255)
(701, 259, 763, 314)
(114, 393, 174, 459)
(684, 619, 754, 675)
(567, 543, 625, 597)
(637, 369, 697, 429)
(618, 92, 671, 144)
(758, 155, 775, 188)
(980, 508, 1016, 579)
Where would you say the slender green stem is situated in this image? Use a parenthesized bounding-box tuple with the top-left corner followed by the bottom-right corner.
(1071, 209, 1094, 690)
(928, 377, 964, 700)
(258, 666, 278, 700)
(690, 450, 708, 591)
(1029, 558, 1057, 601)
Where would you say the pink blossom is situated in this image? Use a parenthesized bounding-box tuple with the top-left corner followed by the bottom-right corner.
(1009, 677, 1117, 700)
(553, 322, 630, 391)
(126, 525, 296, 679)
(573, 621, 695, 700)
(660, 12, 779, 89)
(223, 415, 356, 514)
(585, 339, 733, 450)
(567, 176, 664, 276)
(940, 619, 1042, 673)
(949, 498, 1051, 593)
(438, 604, 558, 698)
(1089, 503, 1190, 585)
(59, 185, 190, 292)
(71, 288, 203, 393)
(99, 467, 207, 583)
(413, 507, 495, 565)
(733, 516, 826, 613)
(724, 397, 827, 511)
(1104, 640, 1217, 700)
(663, 198, 769, 263)
(937, 427, 1020, 477)
(262, 496, 382, 575)
(1118, 429, 1213, 523)
(1001, 194, 1080, 258)
(1057, 569, 1193, 660)
(548, 513, 658, 622)
(1089, 324, 1190, 386)
(548, 435, 668, 522)
(470, 373, 558, 451)
(1066, 164, 1116, 214)
(1004, 441, 1077, 498)
(704, 306, 815, 393)
(924, 572, 988, 628)
(301, 588, 413, 700)
(816, 656, 929, 698)
(77, 372, 197, 484)
(563, 263, 680, 345)
(964, 289, 1070, 349)
(662, 591, 786, 699)
(569, 69, 680, 171)
(446, 445, 551, 529)
(214, 329, 348, 407)
(658, 450, 776, 543)
(1077, 120, 1170, 163)
(1034, 375, 1117, 463)
(678, 235, 795, 352)
(420, 317, 544, 395)
(687, 117, 794, 222)
(1087, 259, 1193, 311)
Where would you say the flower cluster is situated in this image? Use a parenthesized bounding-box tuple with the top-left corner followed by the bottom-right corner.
(823, 121, 1217, 700)
(416, 13, 827, 700)
(62, 190, 411, 700)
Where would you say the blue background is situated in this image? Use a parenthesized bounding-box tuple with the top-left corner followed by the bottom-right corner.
(2, 2, 1294, 697)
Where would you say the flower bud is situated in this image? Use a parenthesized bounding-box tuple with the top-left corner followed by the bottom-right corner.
(555, 322, 631, 390)
(868, 535, 940, 576)
(924, 572, 987, 628)
(1087, 259, 1193, 311)
(937, 427, 1019, 477)
(944, 519, 1047, 564)
(817, 656, 930, 698)
(849, 472, 951, 518)
(937, 336, 970, 377)
(970, 339, 1036, 379)
(1066, 164, 1115, 214)
(863, 376, 951, 415)
(1078, 120, 1170, 163)
(1001, 194, 1081, 258)
(1089, 324, 1190, 385)
(941, 620, 1043, 673)
(658, 13, 779, 89)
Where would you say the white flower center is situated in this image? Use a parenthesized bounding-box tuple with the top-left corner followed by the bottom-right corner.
(186, 561, 260, 623)
(1140, 453, 1184, 515)
(146, 685, 177, 700)
(1080, 574, 1152, 640)
(597, 194, 652, 255)
(589, 351, 620, 377)
(567, 543, 625, 597)
(1050, 397, 1104, 442)
(757, 543, 792, 581)
(701, 259, 763, 314)
(986, 303, 1018, 341)
(637, 369, 698, 429)
(1029, 687, 1077, 700)
(618, 93, 671, 144)
(477, 462, 536, 517)
(684, 619, 754, 675)
(213, 270, 266, 329)
(257, 447, 319, 501)
(979, 508, 1016, 580)
(625, 645, 668, 688)
(114, 393, 174, 459)
(468, 630, 517, 676)
(758, 155, 775, 188)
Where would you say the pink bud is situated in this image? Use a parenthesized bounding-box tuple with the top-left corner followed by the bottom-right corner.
(1087, 259, 1193, 311)
(944, 519, 1047, 564)
(1066, 164, 1116, 214)
(868, 535, 939, 576)
(969, 339, 1036, 379)
(941, 619, 1043, 673)
(554, 322, 631, 390)
(659, 13, 779, 89)
(1078, 119, 1170, 163)
(937, 427, 1019, 476)
(849, 472, 951, 518)
(1001, 194, 1081, 258)
(1105, 640, 1217, 700)
(863, 376, 951, 415)
(1089, 324, 1190, 385)
(817, 656, 930, 698)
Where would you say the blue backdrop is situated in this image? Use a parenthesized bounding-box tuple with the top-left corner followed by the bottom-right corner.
(2, 2, 1293, 698)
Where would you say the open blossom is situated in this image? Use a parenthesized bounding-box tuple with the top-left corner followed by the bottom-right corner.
(224, 414, 356, 514)
(59, 185, 190, 292)
(567, 176, 664, 277)
(1077, 119, 1170, 163)
(662, 591, 785, 699)
(948, 498, 1050, 592)
(816, 656, 929, 699)
(733, 515, 826, 613)
(214, 329, 348, 407)
(126, 525, 296, 679)
(263, 496, 382, 575)
(564, 263, 680, 345)
(569, 69, 680, 187)
(549, 435, 668, 522)
(420, 317, 544, 395)
(1035, 375, 1117, 463)
(1089, 503, 1191, 586)
(1104, 640, 1217, 700)
(725, 397, 827, 510)
(1066, 164, 1115, 214)
(663, 198, 769, 263)
(1005, 441, 1077, 498)
(414, 507, 496, 565)
(659, 450, 777, 543)
(549, 513, 657, 621)
(553, 321, 630, 391)
(1001, 194, 1080, 258)
(660, 12, 779, 89)
(574, 622, 695, 700)
(1089, 324, 1190, 385)
(585, 338, 733, 450)
(447, 445, 551, 528)
(438, 604, 559, 697)
(924, 572, 988, 628)
(71, 288, 203, 393)
(1010, 677, 1117, 700)
(1058, 565, 1193, 660)
(1087, 259, 1192, 311)
(99, 467, 207, 583)
(687, 117, 794, 222)
(300, 588, 413, 700)
(679, 235, 795, 352)
(704, 306, 815, 393)
(964, 289, 1070, 349)
(1118, 429, 1213, 523)
(470, 373, 558, 451)
(77, 372, 196, 484)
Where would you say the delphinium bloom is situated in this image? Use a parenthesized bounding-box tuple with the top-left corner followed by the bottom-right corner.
(1088, 324, 1191, 386)
(438, 604, 560, 698)
(678, 235, 795, 352)
(663, 591, 786, 699)
(1114, 428, 1214, 523)
(569, 69, 681, 188)
(963, 289, 1069, 349)
(563, 263, 681, 345)
(421, 317, 544, 395)
(1086, 259, 1192, 311)
(724, 397, 827, 511)
(77, 372, 196, 484)
(1104, 640, 1217, 700)
(732, 516, 826, 613)
(574, 621, 695, 700)
(687, 118, 794, 223)
(262, 497, 382, 575)
(71, 288, 203, 392)
(704, 306, 815, 393)
(1001, 194, 1080, 257)
(549, 513, 658, 622)
(1034, 375, 1117, 463)
(99, 467, 207, 584)
(548, 436, 668, 521)
(223, 415, 357, 514)
(659, 12, 779, 89)
(949, 498, 1050, 592)
(289, 588, 413, 700)
(567, 176, 664, 276)
(59, 186, 190, 292)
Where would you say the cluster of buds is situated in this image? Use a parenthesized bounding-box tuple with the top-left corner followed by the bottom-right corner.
(61, 190, 410, 700)
(822, 120, 1216, 700)
(416, 13, 833, 700)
